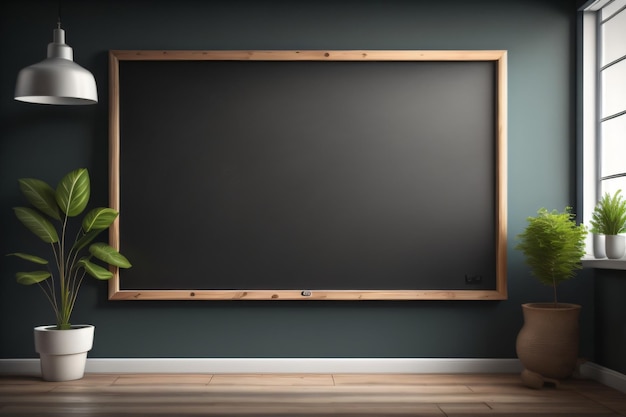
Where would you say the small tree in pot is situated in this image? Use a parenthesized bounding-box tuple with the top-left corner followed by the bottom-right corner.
(514, 207, 587, 388)
(7, 168, 131, 381)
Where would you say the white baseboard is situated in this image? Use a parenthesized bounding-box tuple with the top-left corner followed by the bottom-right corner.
(579, 361, 626, 394)
(0, 357, 521, 376)
(3, 357, 623, 393)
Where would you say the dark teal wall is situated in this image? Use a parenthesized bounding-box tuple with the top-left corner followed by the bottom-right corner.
(1, 0, 596, 360)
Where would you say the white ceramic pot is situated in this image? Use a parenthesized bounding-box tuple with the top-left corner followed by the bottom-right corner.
(34, 324, 94, 381)
(593, 234, 606, 258)
(605, 235, 625, 259)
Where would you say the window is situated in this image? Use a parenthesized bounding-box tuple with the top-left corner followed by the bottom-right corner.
(581, 0, 626, 267)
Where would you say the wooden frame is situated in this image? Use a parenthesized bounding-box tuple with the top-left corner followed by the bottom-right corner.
(108, 50, 507, 301)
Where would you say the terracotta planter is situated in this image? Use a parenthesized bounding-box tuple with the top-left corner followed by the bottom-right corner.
(516, 303, 580, 381)
(34, 325, 94, 382)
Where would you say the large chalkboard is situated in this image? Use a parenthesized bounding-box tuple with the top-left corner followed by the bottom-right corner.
(107, 50, 507, 301)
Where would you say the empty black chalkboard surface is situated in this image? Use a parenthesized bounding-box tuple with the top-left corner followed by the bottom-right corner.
(108, 50, 507, 301)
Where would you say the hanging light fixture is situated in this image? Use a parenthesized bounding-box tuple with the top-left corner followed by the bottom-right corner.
(14, 19, 97, 105)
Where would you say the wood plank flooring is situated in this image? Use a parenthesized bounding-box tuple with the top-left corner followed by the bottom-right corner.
(0, 373, 624, 416)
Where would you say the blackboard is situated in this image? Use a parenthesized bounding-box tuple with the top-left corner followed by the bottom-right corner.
(107, 50, 507, 301)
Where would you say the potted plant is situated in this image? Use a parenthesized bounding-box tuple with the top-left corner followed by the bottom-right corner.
(589, 190, 626, 259)
(514, 207, 587, 388)
(7, 168, 131, 381)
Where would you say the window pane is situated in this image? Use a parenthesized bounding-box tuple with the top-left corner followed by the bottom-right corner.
(601, 59, 626, 118)
(601, 114, 626, 178)
(601, 177, 626, 198)
(601, 8, 626, 65)
(601, 0, 626, 20)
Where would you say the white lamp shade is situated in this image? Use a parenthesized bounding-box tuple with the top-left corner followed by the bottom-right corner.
(15, 27, 97, 105)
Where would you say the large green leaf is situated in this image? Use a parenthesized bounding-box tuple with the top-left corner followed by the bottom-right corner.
(7, 252, 49, 265)
(89, 242, 132, 268)
(13, 207, 59, 243)
(82, 207, 118, 232)
(56, 168, 90, 217)
(16, 271, 51, 285)
(78, 259, 114, 280)
(18, 178, 60, 220)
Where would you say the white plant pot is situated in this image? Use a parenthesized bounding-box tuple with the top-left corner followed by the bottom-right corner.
(605, 235, 626, 259)
(593, 234, 606, 258)
(34, 324, 94, 381)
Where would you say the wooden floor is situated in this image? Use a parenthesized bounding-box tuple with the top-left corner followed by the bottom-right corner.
(0, 373, 625, 416)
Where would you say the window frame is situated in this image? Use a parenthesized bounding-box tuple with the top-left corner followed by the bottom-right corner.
(580, 0, 626, 269)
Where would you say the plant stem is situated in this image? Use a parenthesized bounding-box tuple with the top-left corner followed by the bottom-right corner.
(59, 214, 69, 328)
(38, 281, 58, 319)
(67, 271, 86, 321)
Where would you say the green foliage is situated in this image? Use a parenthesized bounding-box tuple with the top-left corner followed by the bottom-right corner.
(515, 207, 587, 304)
(7, 168, 132, 330)
(589, 190, 626, 235)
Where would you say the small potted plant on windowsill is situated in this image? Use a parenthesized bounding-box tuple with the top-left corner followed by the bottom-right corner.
(589, 190, 626, 259)
(7, 168, 131, 381)
(514, 207, 587, 389)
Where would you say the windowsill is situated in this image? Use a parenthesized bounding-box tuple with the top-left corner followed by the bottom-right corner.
(582, 256, 626, 270)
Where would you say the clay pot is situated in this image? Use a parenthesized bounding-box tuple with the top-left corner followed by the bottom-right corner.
(516, 303, 580, 380)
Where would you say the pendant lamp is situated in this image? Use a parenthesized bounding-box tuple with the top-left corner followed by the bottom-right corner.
(14, 20, 97, 105)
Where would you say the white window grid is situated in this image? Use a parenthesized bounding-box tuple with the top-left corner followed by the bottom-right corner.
(581, 0, 626, 266)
